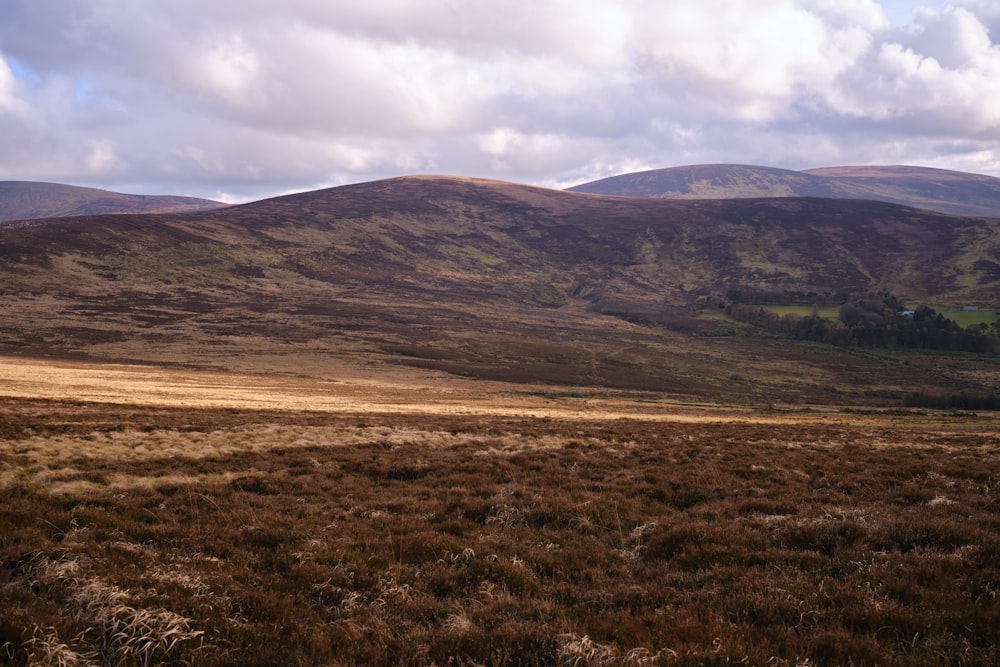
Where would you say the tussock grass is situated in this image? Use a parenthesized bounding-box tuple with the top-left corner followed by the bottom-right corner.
(1, 399, 998, 665)
(13, 554, 203, 666)
(24, 626, 98, 667)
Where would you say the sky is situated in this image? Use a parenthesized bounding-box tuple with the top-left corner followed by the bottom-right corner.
(1, 0, 999, 203)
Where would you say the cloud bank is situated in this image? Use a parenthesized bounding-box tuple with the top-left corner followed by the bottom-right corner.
(0, 0, 997, 201)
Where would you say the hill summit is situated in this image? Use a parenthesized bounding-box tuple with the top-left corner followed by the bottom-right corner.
(568, 164, 1000, 218)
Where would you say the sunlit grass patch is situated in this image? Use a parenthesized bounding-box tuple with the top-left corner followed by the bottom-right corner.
(1, 400, 998, 665)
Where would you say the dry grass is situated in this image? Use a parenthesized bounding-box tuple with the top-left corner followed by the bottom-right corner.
(15, 553, 203, 666)
(0, 354, 878, 423)
(1, 360, 998, 665)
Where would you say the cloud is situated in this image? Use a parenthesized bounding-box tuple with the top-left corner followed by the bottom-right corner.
(821, 5, 1000, 137)
(0, 0, 998, 200)
(906, 5, 992, 67)
(0, 55, 30, 116)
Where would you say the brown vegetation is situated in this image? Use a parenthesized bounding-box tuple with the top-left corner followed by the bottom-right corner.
(1, 177, 998, 407)
(1, 174, 998, 664)
(1, 388, 998, 665)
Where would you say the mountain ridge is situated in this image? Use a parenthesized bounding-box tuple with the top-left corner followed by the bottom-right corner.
(3, 175, 996, 306)
(0, 180, 228, 222)
(568, 164, 1000, 217)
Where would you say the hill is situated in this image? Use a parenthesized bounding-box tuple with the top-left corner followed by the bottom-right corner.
(0, 181, 227, 222)
(802, 165, 1000, 217)
(0, 175, 997, 404)
(568, 164, 1000, 217)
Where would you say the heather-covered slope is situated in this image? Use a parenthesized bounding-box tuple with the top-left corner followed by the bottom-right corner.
(1, 175, 997, 403)
(0, 181, 226, 221)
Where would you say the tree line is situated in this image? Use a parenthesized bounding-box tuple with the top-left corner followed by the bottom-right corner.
(903, 390, 1000, 410)
(727, 293, 999, 353)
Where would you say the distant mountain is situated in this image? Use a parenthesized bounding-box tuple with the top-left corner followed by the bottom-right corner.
(0, 181, 227, 222)
(1, 175, 997, 403)
(801, 165, 1000, 217)
(568, 164, 1000, 217)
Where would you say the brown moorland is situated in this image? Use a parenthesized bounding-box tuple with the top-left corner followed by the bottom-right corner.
(1, 175, 999, 665)
(1, 175, 998, 405)
(0, 364, 997, 666)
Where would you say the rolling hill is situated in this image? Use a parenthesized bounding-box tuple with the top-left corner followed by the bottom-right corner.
(0, 175, 997, 404)
(568, 164, 1000, 218)
(0, 181, 227, 222)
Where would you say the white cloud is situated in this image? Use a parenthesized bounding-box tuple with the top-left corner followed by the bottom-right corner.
(819, 5, 1000, 134)
(0, 54, 30, 116)
(802, 0, 890, 30)
(0, 0, 998, 200)
(192, 35, 265, 108)
(84, 140, 121, 174)
(906, 5, 994, 68)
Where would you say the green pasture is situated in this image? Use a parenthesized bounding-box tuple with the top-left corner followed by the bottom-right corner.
(754, 304, 998, 327)
(759, 304, 842, 319)
(934, 307, 999, 328)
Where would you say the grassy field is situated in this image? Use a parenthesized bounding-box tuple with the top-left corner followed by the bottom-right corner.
(933, 307, 1000, 328)
(751, 305, 842, 320)
(1, 357, 998, 666)
(754, 304, 998, 327)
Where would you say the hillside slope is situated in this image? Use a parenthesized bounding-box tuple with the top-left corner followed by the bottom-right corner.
(0, 181, 227, 221)
(568, 164, 1000, 217)
(802, 165, 1000, 217)
(1, 175, 997, 403)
